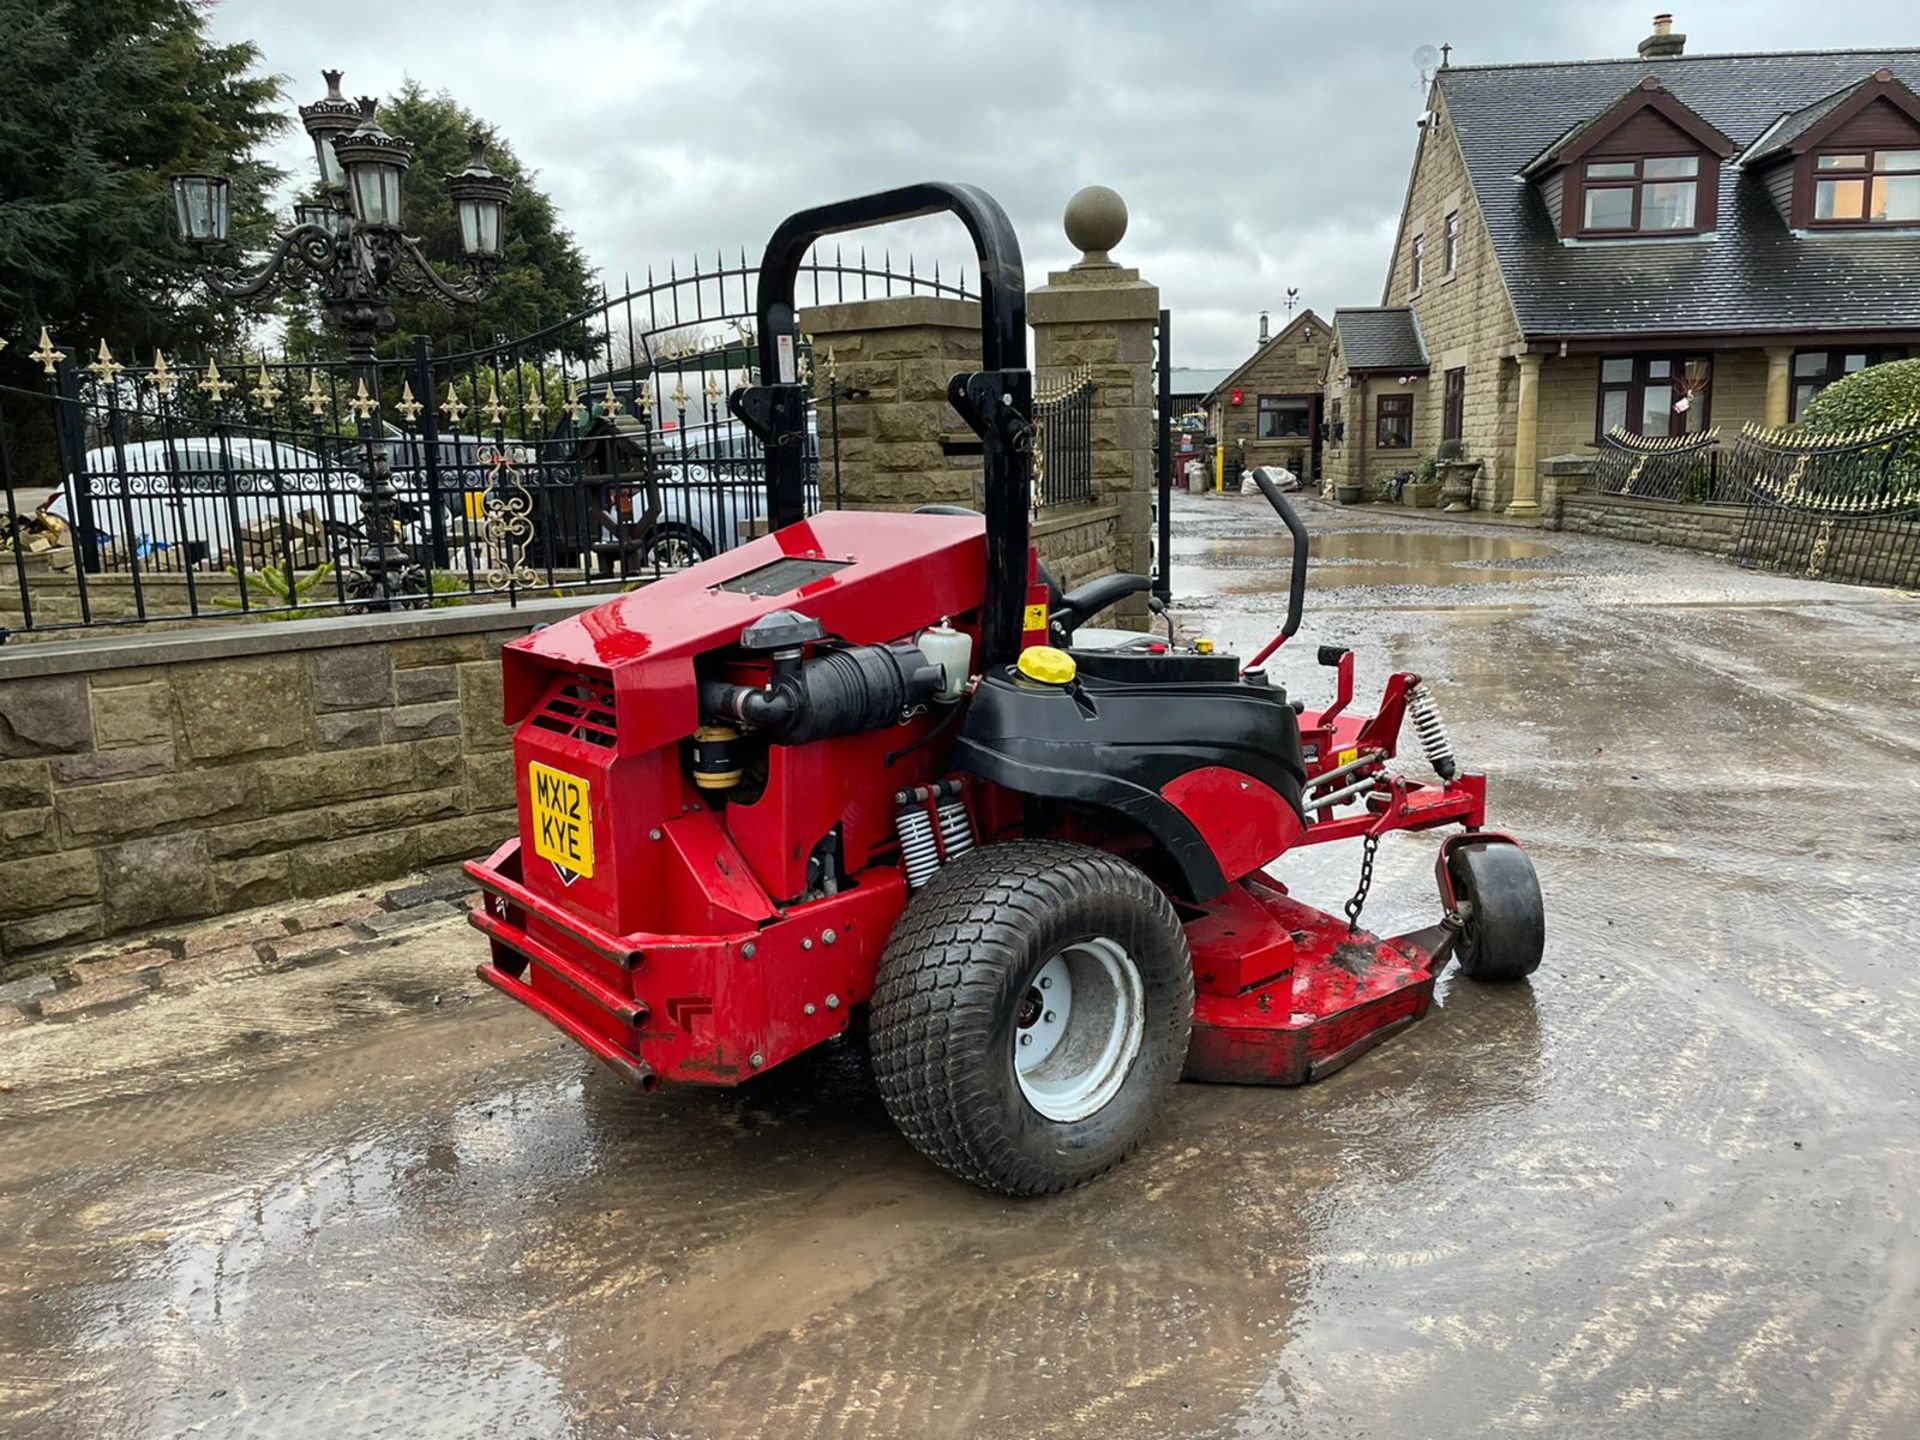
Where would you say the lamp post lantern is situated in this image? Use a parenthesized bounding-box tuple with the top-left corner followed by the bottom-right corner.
(172, 70, 513, 605)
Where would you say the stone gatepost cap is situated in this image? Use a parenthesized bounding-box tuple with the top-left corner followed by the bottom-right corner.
(1064, 185, 1127, 267)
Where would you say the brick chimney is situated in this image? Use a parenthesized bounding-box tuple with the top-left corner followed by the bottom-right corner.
(1638, 12, 1686, 58)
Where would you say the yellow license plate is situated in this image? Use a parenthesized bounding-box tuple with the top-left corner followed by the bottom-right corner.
(529, 761, 594, 879)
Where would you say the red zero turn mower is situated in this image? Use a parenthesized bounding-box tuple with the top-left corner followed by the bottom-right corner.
(467, 184, 1545, 1195)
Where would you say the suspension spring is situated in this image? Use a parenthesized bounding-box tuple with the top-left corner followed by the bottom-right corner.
(1406, 681, 1458, 781)
(935, 798, 975, 867)
(896, 805, 941, 890)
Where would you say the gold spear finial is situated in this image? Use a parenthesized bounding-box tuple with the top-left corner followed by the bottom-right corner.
(442, 383, 469, 426)
(561, 389, 585, 423)
(198, 355, 233, 400)
(482, 382, 508, 427)
(303, 372, 330, 418)
(250, 357, 284, 410)
(30, 327, 65, 375)
(395, 381, 424, 423)
(149, 351, 177, 399)
(347, 377, 380, 421)
(87, 340, 125, 385)
(601, 384, 623, 417)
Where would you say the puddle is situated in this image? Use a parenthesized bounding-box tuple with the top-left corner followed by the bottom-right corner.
(1228, 563, 1563, 592)
(1204, 530, 1560, 563)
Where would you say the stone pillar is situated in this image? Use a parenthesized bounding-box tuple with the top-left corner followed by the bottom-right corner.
(797, 296, 981, 511)
(1508, 352, 1543, 517)
(1764, 346, 1793, 428)
(1026, 186, 1159, 625)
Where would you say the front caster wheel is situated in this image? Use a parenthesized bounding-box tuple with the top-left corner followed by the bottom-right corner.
(1448, 842, 1546, 982)
(869, 840, 1193, 1196)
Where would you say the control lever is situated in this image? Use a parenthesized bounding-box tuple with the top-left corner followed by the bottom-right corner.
(1245, 471, 1310, 669)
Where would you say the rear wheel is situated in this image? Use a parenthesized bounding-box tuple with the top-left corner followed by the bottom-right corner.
(1448, 842, 1545, 982)
(870, 840, 1193, 1196)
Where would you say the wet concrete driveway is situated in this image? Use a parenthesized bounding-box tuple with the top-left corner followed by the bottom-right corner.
(4, 493, 1918, 1438)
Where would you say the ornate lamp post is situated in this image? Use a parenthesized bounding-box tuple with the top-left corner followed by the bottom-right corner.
(172, 70, 512, 602)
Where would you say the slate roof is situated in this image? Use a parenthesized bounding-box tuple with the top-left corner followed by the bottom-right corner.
(1199, 310, 1329, 405)
(1332, 307, 1430, 372)
(1437, 48, 1920, 338)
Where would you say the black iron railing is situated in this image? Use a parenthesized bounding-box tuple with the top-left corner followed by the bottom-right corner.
(1, 249, 972, 638)
(1034, 366, 1094, 508)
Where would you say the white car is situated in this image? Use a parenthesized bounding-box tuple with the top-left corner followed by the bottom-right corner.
(46, 436, 358, 569)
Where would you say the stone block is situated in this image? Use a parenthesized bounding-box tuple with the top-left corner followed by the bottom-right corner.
(1, 806, 54, 856)
(265, 924, 365, 963)
(0, 974, 56, 1005)
(390, 635, 486, 668)
(89, 680, 172, 748)
(458, 664, 512, 750)
(415, 737, 464, 787)
(0, 759, 51, 810)
(310, 645, 392, 712)
(256, 744, 417, 810)
(176, 656, 308, 759)
(58, 767, 255, 840)
(415, 811, 513, 865)
(51, 742, 176, 786)
(0, 848, 99, 920)
(99, 833, 216, 930)
(389, 702, 461, 742)
(359, 900, 460, 935)
(290, 832, 418, 898)
(328, 786, 463, 837)
(464, 751, 516, 810)
(0, 675, 91, 757)
(0, 904, 104, 955)
(212, 852, 292, 911)
(204, 811, 326, 859)
(315, 711, 382, 749)
(394, 665, 459, 703)
(38, 973, 148, 1017)
(386, 869, 473, 909)
(287, 896, 383, 931)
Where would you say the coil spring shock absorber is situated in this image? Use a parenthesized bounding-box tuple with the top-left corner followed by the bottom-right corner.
(895, 781, 971, 890)
(1406, 680, 1458, 780)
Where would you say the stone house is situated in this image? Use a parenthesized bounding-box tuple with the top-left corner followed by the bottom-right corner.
(1201, 310, 1331, 483)
(1321, 15, 1920, 513)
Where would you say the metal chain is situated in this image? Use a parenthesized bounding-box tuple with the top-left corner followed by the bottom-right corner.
(1344, 833, 1381, 933)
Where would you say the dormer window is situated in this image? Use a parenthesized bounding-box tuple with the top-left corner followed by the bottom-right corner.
(1581, 155, 1701, 232)
(1812, 149, 1920, 224)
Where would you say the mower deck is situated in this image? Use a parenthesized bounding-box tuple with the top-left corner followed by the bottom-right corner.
(1183, 875, 1438, 1086)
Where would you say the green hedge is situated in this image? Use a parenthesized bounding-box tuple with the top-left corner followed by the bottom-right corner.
(1799, 358, 1920, 432)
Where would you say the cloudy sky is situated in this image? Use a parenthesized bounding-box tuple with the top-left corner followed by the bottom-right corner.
(210, 0, 1915, 370)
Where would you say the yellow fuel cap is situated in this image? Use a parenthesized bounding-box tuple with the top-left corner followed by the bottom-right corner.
(1196, 637, 1214, 654)
(1016, 646, 1077, 685)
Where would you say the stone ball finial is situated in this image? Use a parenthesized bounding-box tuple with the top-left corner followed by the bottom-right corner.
(1064, 185, 1127, 266)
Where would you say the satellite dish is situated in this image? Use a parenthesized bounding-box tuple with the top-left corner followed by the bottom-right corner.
(1412, 44, 1440, 72)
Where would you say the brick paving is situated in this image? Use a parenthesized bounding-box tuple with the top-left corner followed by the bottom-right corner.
(0, 861, 475, 1027)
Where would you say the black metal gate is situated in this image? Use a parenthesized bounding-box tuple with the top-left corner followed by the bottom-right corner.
(1728, 416, 1920, 588)
(2, 249, 970, 636)
(1153, 306, 1171, 602)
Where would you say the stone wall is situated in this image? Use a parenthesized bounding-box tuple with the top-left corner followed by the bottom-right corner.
(0, 596, 594, 974)
(1033, 504, 1122, 591)
(801, 296, 982, 512)
(1556, 492, 1746, 556)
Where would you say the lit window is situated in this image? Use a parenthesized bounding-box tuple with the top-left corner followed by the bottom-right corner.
(1580, 155, 1702, 234)
(1813, 149, 1920, 224)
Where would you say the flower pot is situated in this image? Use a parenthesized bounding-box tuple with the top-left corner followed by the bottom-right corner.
(1336, 484, 1365, 505)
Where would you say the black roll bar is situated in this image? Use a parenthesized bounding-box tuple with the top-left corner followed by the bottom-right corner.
(732, 182, 1033, 668)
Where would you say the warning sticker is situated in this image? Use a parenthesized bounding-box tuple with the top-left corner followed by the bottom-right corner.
(529, 761, 594, 881)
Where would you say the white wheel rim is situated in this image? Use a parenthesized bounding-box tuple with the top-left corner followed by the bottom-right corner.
(1014, 938, 1145, 1122)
